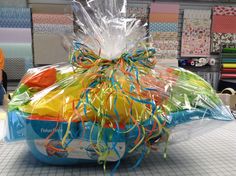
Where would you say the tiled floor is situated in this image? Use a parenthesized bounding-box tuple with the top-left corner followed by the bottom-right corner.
(0, 108, 235, 176)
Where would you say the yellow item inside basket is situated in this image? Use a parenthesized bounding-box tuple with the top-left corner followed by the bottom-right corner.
(20, 73, 150, 124)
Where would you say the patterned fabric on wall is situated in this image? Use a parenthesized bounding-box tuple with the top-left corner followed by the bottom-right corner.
(33, 24, 73, 34)
(181, 10, 211, 57)
(0, 18, 31, 28)
(0, 43, 32, 58)
(149, 13, 179, 23)
(127, 4, 148, 18)
(0, 0, 26, 7)
(213, 6, 236, 16)
(149, 2, 179, 60)
(32, 9, 73, 65)
(32, 14, 72, 24)
(127, 3, 149, 34)
(184, 9, 211, 19)
(30, 4, 72, 14)
(0, 28, 32, 43)
(152, 32, 178, 41)
(0, 8, 31, 28)
(212, 33, 236, 53)
(212, 6, 236, 53)
(33, 13, 73, 34)
(0, 7, 32, 80)
(0, 8, 30, 19)
(5, 58, 32, 80)
(33, 33, 68, 65)
(212, 16, 236, 33)
(149, 23, 178, 32)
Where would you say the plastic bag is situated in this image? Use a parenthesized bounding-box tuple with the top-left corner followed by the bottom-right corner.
(5, 0, 234, 173)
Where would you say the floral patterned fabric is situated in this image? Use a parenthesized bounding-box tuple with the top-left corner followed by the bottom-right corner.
(213, 6, 236, 16)
(149, 2, 179, 60)
(181, 10, 211, 57)
(212, 6, 236, 53)
(211, 33, 236, 53)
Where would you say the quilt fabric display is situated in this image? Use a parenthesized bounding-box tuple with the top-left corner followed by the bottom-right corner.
(6, 1, 234, 174)
(32, 7, 73, 65)
(0, 8, 32, 80)
(212, 33, 236, 53)
(149, 3, 179, 60)
(181, 10, 211, 57)
(212, 6, 236, 53)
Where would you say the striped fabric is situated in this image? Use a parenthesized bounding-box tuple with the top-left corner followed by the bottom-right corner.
(149, 2, 179, 60)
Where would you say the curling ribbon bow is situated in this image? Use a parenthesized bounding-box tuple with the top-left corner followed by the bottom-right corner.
(70, 42, 157, 70)
(61, 42, 170, 173)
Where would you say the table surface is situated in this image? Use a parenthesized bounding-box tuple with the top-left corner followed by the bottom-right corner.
(0, 119, 235, 176)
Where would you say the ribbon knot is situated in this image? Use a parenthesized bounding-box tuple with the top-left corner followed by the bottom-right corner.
(70, 43, 157, 70)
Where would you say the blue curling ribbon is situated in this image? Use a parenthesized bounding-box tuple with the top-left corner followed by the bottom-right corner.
(110, 121, 122, 175)
(113, 95, 120, 122)
(129, 144, 147, 170)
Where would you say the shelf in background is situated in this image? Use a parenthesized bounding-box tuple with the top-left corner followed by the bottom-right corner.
(181, 65, 220, 72)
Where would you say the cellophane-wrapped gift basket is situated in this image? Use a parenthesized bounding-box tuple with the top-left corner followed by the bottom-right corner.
(4, 0, 234, 174)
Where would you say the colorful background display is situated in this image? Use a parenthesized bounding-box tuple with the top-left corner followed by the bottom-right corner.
(0, 7, 32, 80)
(212, 6, 236, 53)
(32, 5, 73, 65)
(149, 3, 179, 61)
(181, 9, 211, 57)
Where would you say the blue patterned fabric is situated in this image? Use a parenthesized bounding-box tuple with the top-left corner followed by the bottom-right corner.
(149, 23, 178, 32)
(0, 8, 31, 19)
(0, 8, 31, 28)
(0, 19, 31, 28)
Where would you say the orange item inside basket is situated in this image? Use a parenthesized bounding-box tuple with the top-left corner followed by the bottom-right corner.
(21, 68, 57, 89)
